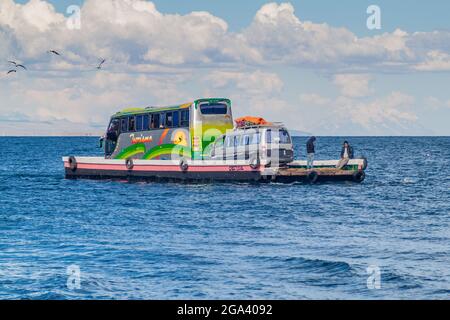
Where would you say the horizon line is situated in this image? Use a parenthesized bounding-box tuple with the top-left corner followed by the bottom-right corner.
(0, 135, 449, 138)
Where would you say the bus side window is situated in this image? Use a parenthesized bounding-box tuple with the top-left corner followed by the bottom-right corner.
(151, 114, 160, 129)
(159, 113, 165, 128)
(180, 110, 189, 127)
(136, 115, 143, 131)
(251, 133, 259, 145)
(225, 136, 232, 148)
(280, 129, 291, 143)
(143, 114, 149, 130)
(215, 136, 224, 148)
(173, 111, 179, 127)
(244, 135, 250, 145)
(121, 118, 127, 132)
(265, 129, 272, 144)
(166, 112, 173, 127)
(234, 136, 240, 147)
(128, 116, 136, 132)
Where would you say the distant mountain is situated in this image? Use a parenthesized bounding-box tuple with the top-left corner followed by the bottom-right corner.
(289, 129, 312, 137)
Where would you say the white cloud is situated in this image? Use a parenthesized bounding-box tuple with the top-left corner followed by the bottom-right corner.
(0, 1, 449, 135)
(204, 70, 283, 95)
(333, 74, 373, 98)
(414, 50, 450, 71)
(351, 92, 417, 127)
(0, 70, 191, 135)
(243, 3, 450, 72)
(0, 0, 261, 69)
(299, 93, 331, 106)
(424, 96, 450, 110)
(298, 92, 420, 135)
(0, 0, 64, 32)
(1, 1, 450, 72)
(201, 70, 292, 124)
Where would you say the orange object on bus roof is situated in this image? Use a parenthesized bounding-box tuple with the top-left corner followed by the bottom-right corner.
(235, 116, 272, 127)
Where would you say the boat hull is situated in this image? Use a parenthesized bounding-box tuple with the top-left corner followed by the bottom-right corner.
(63, 157, 366, 183)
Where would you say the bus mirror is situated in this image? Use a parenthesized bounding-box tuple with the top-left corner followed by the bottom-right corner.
(99, 137, 104, 148)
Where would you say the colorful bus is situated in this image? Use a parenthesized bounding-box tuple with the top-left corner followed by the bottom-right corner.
(101, 98, 234, 160)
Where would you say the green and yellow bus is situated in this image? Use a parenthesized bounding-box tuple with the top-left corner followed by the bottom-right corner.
(102, 98, 234, 160)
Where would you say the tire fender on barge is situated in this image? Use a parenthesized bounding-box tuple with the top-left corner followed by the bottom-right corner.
(307, 170, 319, 184)
(180, 158, 189, 172)
(125, 158, 134, 170)
(68, 156, 77, 172)
(352, 170, 365, 183)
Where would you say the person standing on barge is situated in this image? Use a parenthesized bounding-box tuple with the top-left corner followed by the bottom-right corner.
(306, 136, 316, 169)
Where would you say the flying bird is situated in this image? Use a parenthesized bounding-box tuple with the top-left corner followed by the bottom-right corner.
(8, 61, 26, 69)
(48, 50, 61, 56)
(7, 70, 17, 75)
(97, 58, 106, 70)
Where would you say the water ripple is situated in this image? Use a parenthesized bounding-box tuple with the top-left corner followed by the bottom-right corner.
(0, 136, 449, 299)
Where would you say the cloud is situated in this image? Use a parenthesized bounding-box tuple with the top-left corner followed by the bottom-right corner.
(299, 92, 421, 135)
(204, 70, 283, 95)
(424, 96, 450, 110)
(299, 74, 421, 135)
(1, 1, 450, 73)
(0, 1, 448, 135)
(299, 93, 331, 106)
(0, 70, 192, 135)
(202, 70, 289, 121)
(242, 3, 450, 72)
(414, 50, 450, 71)
(351, 92, 417, 126)
(0, 0, 261, 70)
(333, 74, 373, 98)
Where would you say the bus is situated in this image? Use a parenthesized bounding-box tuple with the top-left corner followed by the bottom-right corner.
(101, 98, 233, 161)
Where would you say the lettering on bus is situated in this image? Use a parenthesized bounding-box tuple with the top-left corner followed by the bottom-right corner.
(130, 133, 153, 144)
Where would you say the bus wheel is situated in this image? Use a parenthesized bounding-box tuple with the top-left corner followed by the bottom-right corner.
(126, 158, 134, 170)
(307, 170, 318, 184)
(69, 156, 77, 172)
(352, 171, 365, 183)
(249, 156, 260, 170)
(180, 159, 189, 172)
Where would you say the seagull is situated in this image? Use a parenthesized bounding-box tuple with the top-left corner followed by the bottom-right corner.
(97, 58, 106, 70)
(8, 61, 26, 69)
(7, 69, 17, 75)
(48, 50, 61, 56)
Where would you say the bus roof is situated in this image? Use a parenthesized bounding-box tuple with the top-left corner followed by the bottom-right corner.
(112, 98, 231, 118)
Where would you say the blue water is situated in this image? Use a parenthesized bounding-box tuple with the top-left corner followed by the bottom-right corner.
(0, 136, 449, 299)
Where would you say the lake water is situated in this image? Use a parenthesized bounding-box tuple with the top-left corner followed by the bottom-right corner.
(0, 136, 449, 299)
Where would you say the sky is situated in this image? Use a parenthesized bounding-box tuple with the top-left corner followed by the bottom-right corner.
(1, 0, 450, 136)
